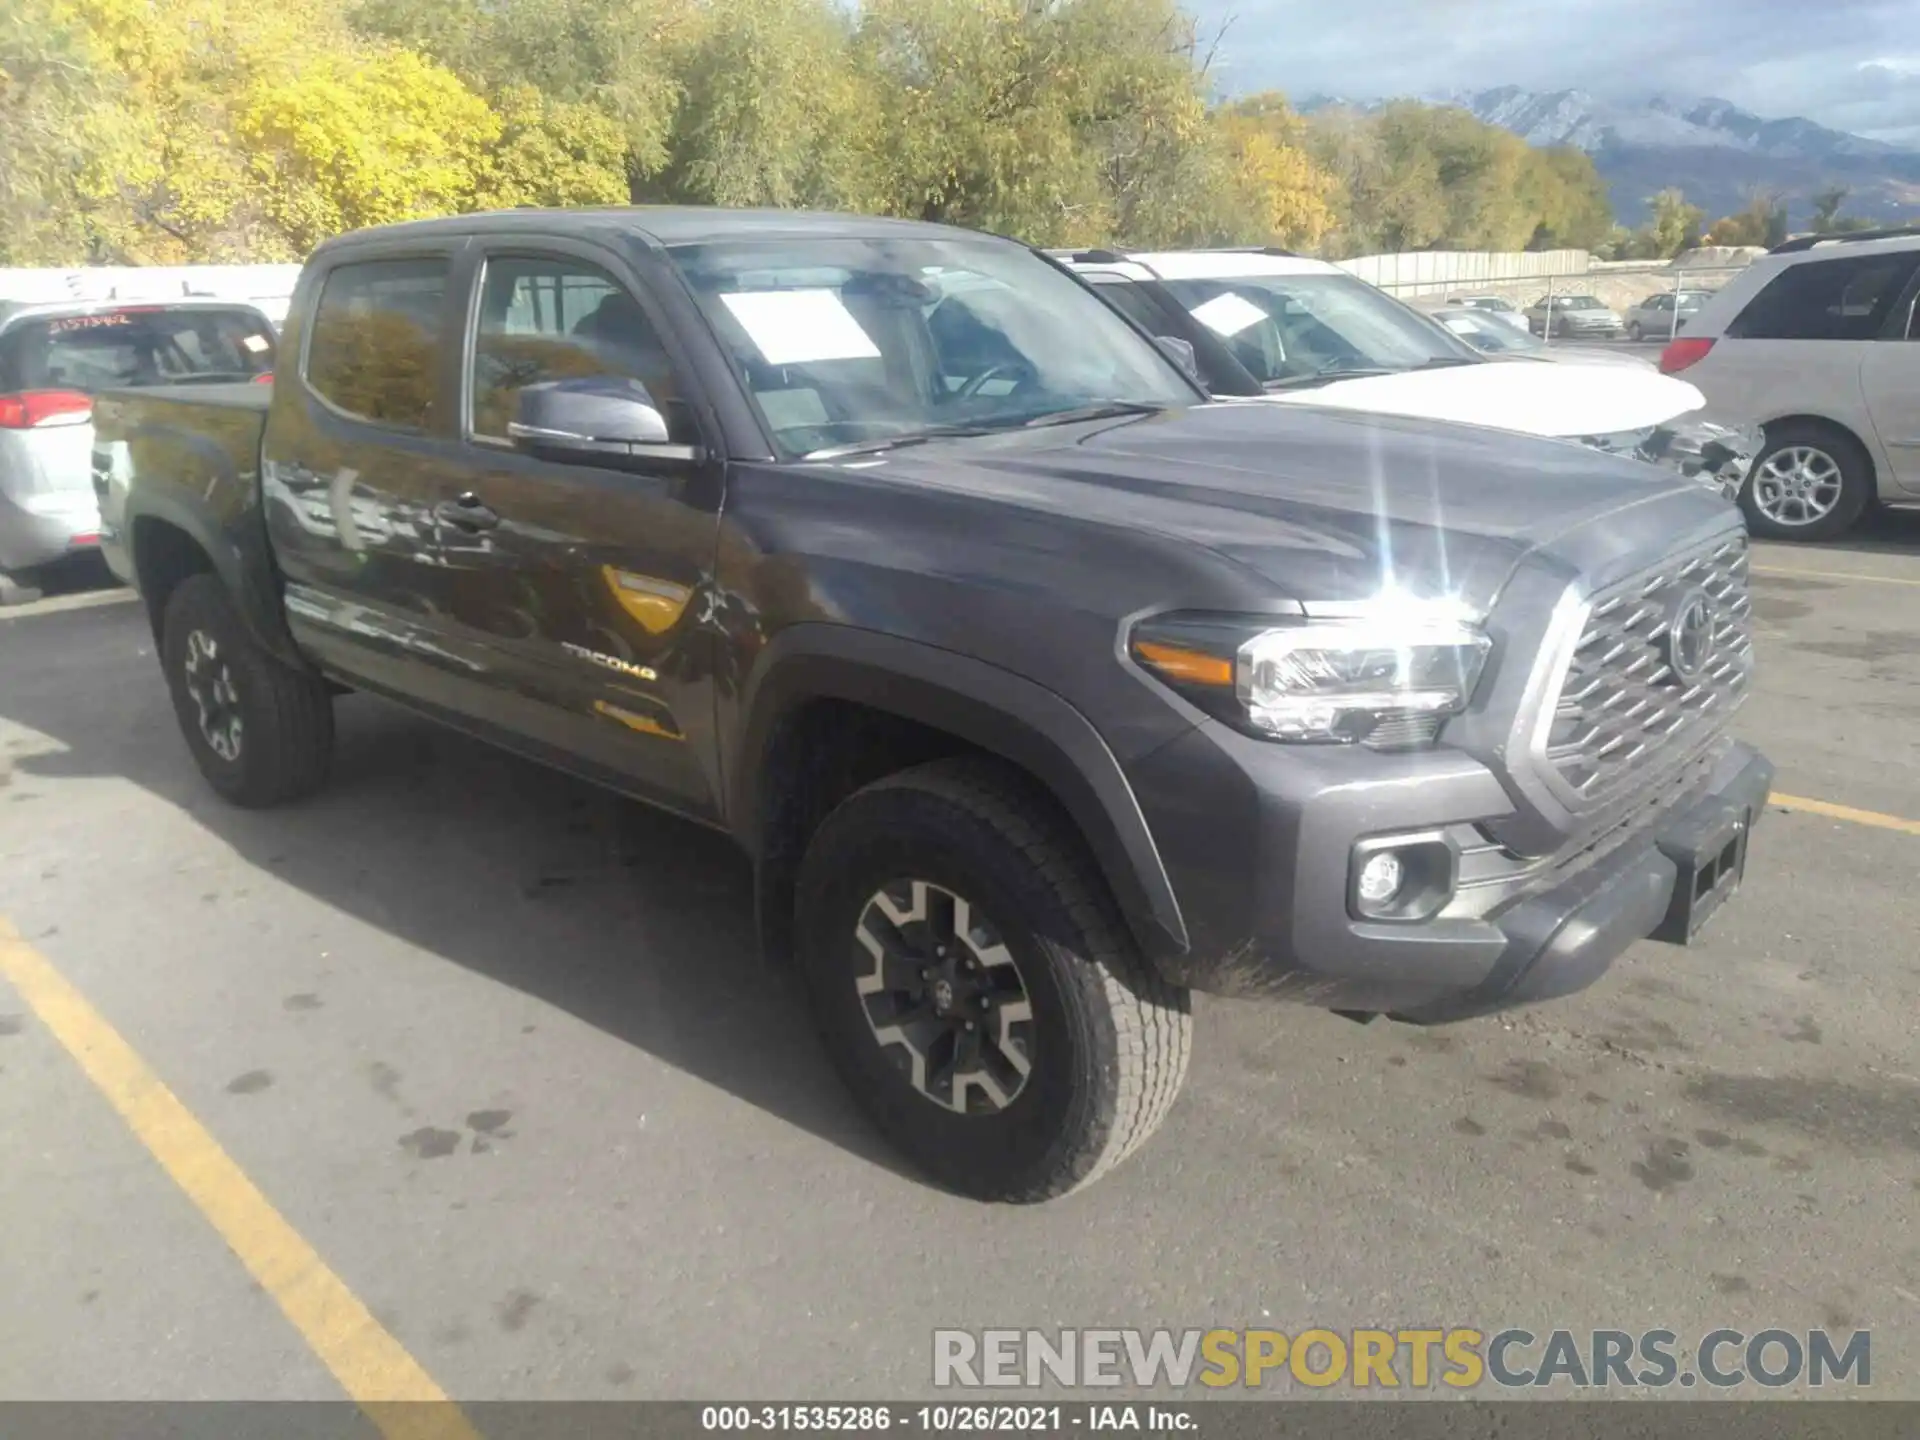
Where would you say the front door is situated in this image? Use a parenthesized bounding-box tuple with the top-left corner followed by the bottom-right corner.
(432, 246, 725, 819)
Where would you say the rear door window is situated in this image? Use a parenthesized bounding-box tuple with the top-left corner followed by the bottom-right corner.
(305, 258, 450, 431)
(0, 307, 275, 393)
(1728, 253, 1920, 341)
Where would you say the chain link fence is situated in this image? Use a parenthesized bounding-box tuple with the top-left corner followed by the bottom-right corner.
(1362, 262, 1753, 346)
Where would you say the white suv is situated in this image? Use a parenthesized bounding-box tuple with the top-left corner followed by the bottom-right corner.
(1659, 230, 1920, 540)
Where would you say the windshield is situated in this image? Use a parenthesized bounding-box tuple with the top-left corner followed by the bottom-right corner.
(1153, 272, 1478, 388)
(666, 237, 1197, 458)
(1436, 311, 1542, 354)
(1558, 296, 1602, 310)
(0, 306, 275, 392)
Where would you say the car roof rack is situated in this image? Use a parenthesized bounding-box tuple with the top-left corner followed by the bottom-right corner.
(1769, 226, 1920, 254)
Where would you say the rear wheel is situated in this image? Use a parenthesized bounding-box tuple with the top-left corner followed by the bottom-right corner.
(161, 574, 334, 806)
(1741, 423, 1873, 542)
(794, 758, 1191, 1202)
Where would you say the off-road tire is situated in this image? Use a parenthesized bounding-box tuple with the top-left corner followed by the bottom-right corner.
(161, 574, 334, 806)
(795, 757, 1192, 1202)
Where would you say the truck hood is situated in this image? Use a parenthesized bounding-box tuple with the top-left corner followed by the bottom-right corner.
(1262, 360, 1703, 436)
(850, 401, 1733, 611)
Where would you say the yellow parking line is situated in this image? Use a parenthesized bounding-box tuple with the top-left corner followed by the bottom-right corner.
(1752, 564, 1920, 588)
(0, 918, 481, 1440)
(1772, 794, 1920, 837)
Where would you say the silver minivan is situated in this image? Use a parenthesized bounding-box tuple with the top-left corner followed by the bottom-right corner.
(1662, 232, 1920, 540)
(0, 300, 276, 600)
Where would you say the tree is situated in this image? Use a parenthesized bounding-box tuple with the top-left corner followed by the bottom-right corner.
(0, 0, 130, 263)
(475, 85, 631, 211)
(1212, 105, 1340, 249)
(237, 48, 501, 255)
(655, 0, 876, 210)
(1811, 185, 1849, 232)
(1707, 189, 1788, 248)
(351, 0, 694, 187)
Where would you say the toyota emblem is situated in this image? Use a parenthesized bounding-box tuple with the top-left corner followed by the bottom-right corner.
(1665, 588, 1716, 683)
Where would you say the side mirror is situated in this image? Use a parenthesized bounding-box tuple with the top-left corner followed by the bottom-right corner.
(1154, 334, 1201, 383)
(507, 376, 700, 466)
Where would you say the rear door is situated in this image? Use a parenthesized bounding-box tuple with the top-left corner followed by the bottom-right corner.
(262, 248, 476, 698)
(429, 241, 726, 818)
(1860, 266, 1920, 494)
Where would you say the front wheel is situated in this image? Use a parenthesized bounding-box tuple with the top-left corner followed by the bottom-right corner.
(161, 574, 335, 806)
(795, 758, 1192, 1202)
(1741, 424, 1874, 541)
(1627, 321, 1645, 342)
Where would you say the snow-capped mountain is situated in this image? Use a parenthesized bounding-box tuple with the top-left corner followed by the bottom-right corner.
(1299, 88, 1920, 225)
(1435, 88, 1899, 161)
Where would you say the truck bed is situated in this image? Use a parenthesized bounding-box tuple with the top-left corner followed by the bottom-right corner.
(91, 383, 274, 590)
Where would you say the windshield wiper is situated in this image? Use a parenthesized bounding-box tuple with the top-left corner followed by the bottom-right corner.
(1019, 401, 1168, 428)
(802, 423, 999, 460)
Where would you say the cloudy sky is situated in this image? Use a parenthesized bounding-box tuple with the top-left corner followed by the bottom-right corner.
(1188, 0, 1920, 145)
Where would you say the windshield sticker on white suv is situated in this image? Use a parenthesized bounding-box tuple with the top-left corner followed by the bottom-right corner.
(1187, 292, 1269, 338)
(719, 289, 882, 365)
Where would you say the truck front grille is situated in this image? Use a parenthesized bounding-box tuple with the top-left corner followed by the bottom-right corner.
(1541, 533, 1752, 812)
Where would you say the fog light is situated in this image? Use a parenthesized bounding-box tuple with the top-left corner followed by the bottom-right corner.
(1356, 850, 1406, 906)
(1349, 832, 1458, 923)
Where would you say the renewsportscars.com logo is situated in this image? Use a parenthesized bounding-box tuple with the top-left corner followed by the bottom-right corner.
(932, 1327, 1871, 1391)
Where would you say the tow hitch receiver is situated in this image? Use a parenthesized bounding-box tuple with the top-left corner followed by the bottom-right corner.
(1652, 798, 1751, 944)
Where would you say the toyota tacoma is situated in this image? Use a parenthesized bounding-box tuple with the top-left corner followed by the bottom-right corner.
(90, 208, 1772, 1202)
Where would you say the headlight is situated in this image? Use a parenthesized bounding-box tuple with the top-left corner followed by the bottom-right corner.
(1128, 599, 1492, 747)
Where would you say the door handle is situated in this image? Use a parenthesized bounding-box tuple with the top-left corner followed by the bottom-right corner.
(435, 493, 499, 532)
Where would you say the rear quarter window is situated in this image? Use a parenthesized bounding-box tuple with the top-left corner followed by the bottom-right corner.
(305, 257, 450, 431)
(1726, 253, 1920, 341)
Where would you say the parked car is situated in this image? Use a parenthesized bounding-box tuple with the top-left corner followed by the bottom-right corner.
(1446, 294, 1533, 332)
(1526, 294, 1626, 339)
(0, 299, 276, 603)
(1623, 290, 1712, 342)
(93, 209, 1770, 1202)
(1432, 307, 1655, 369)
(1056, 248, 1755, 493)
(1660, 230, 1920, 540)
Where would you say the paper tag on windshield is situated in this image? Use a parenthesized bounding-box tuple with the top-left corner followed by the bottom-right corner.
(719, 290, 881, 365)
(242, 333, 271, 352)
(1188, 292, 1269, 338)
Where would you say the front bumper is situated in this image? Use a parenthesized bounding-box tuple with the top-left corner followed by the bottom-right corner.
(1128, 722, 1772, 1022)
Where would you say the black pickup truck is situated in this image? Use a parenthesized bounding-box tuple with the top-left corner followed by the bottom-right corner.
(91, 207, 1772, 1202)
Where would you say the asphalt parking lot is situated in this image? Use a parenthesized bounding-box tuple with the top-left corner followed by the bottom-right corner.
(1, 515, 1916, 1405)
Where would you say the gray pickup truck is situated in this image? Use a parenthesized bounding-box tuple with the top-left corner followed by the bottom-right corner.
(91, 207, 1772, 1202)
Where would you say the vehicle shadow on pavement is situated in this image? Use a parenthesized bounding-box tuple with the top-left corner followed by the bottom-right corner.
(1795, 504, 1920, 556)
(1, 606, 919, 1185)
